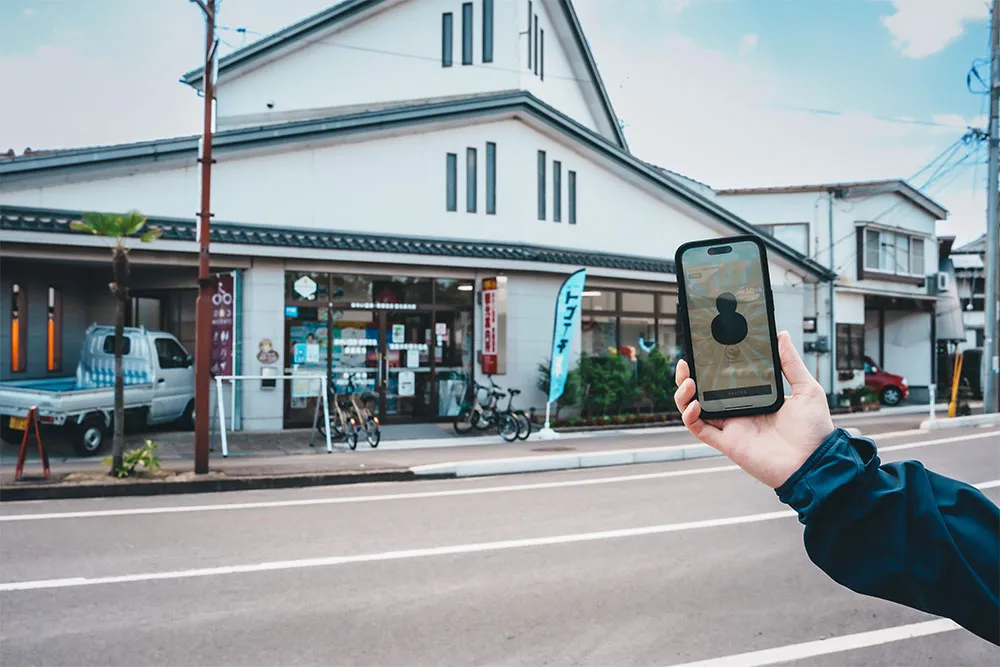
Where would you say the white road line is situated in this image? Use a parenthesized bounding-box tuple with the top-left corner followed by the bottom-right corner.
(0, 464, 741, 522)
(0, 509, 797, 592)
(976, 479, 1000, 490)
(663, 619, 960, 667)
(2, 429, 996, 524)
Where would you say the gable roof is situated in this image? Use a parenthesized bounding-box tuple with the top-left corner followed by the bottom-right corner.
(716, 179, 948, 221)
(179, 0, 629, 151)
(0, 91, 834, 281)
(952, 233, 986, 254)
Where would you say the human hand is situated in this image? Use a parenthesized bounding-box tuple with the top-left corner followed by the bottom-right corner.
(673, 331, 835, 488)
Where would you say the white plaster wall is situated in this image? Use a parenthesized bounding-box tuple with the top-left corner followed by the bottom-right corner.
(239, 261, 286, 431)
(883, 310, 932, 387)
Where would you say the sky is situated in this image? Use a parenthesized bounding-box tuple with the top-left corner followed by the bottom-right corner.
(0, 0, 993, 244)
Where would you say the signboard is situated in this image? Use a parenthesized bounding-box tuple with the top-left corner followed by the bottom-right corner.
(480, 276, 507, 374)
(211, 274, 235, 377)
(398, 371, 416, 397)
(293, 275, 318, 300)
(547, 269, 587, 403)
(392, 324, 406, 344)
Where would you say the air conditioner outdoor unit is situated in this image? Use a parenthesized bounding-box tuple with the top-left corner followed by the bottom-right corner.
(931, 272, 949, 294)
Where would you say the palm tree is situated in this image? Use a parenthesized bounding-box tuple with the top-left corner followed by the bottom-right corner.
(70, 211, 162, 473)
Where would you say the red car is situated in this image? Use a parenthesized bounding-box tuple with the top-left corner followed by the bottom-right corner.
(864, 356, 909, 406)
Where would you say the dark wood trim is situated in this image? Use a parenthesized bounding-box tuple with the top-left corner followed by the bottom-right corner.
(856, 228, 865, 282)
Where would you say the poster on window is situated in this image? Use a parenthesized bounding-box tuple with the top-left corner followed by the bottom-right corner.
(211, 273, 235, 378)
(398, 371, 416, 397)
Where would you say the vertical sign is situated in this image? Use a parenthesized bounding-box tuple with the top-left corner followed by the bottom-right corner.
(482, 277, 498, 374)
(547, 269, 587, 403)
(211, 273, 235, 377)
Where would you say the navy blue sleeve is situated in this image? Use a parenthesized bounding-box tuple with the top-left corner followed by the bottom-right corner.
(776, 428, 1000, 645)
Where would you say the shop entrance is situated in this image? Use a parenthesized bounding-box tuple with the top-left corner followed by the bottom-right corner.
(283, 273, 474, 427)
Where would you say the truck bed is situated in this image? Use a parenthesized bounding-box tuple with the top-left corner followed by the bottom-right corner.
(0, 377, 155, 423)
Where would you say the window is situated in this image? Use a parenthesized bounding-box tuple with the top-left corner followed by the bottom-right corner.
(47, 286, 62, 372)
(446, 153, 457, 211)
(553, 160, 562, 222)
(482, 0, 493, 63)
(568, 170, 577, 224)
(911, 237, 925, 275)
(155, 338, 191, 369)
(621, 292, 655, 313)
(485, 142, 496, 215)
(10, 283, 26, 373)
(526, 1, 532, 68)
(533, 15, 539, 74)
(581, 287, 682, 359)
(103, 335, 132, 356)
(461, 3, 473, 65)
(865, 229, 880, 270)
(539, 29, 544, 80)
(757, 223, 808, 255)
(537, 150, 546, 220)
(895, 234, 909, 275)
(466, 147, 477, 213)
(441, 13, 453, 67)
(836, 324, 865, 371)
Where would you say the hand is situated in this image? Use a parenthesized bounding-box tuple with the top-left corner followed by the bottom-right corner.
(673, 331, 835, 488)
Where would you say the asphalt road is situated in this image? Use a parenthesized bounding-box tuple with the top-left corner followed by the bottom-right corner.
(1, 425, 998, 666)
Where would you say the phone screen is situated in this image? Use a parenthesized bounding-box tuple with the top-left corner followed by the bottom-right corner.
(681, 239, 778, 413)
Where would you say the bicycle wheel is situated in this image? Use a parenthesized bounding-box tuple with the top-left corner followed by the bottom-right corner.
(473, 409, 492, 431)
(365, 416, 381, 448)
(514, 410, 532, 441)
(345, 418, 359, 450)
(497, 413, 520, 442)
(454, 404, 476, 434)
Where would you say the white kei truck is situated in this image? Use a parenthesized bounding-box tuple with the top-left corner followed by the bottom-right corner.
(0, 325, 195, 456)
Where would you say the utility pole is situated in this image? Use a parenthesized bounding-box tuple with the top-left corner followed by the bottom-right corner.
(985, 0, 1000, 414)
(192, 0, 217, 473)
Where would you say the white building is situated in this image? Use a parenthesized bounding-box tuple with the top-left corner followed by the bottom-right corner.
(947, 233, 988, 350)
(0, 0, 833, 431)
(716, 181, 949, 403)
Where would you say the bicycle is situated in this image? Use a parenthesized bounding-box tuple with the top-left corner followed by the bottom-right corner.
(453, 379, 520, 441)
(317, 384, 359, 450)
(486, 376, 532, 441)
(345, 375, 381, 448)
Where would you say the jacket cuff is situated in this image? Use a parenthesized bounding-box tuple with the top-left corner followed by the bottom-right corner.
(775, 428, 878, 524)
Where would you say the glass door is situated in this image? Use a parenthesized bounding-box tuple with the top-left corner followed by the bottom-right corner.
(329, 309, 380, 404)
(284, 310, 330, 426)
(382, 311, 434, 421)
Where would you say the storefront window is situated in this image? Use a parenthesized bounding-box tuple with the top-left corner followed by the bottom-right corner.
(582, 290, 616, 312)
(332, 275, 373, 303)
(621, 292, 655, 313)
(285, 272, 328, 302)
(659, 294, 678, 317)
(435, 278, 476, 307)
(620, 316, 655, 355)
(582, 315, 616, 357)
(657, 320, 681, 359)
(370, 276, 433, 305)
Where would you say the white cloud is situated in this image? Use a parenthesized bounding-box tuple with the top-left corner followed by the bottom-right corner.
(661, 0, 692, 14)
(22, 8, 33, 18)
(881, 0, 989, 58)
(739, 33, 758, 55)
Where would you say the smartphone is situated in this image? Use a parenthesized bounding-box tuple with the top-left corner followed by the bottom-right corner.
(675, 235, 784, 419)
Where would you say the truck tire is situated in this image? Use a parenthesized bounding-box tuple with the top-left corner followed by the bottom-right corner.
(73, 415, 107, 457)
(178, 401, 195, 431)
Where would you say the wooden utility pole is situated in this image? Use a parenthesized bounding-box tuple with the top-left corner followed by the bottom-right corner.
(192, 0, 217, 473)
(984, 0, 1000, 414)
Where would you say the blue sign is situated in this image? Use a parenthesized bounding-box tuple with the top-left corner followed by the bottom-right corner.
(547, 269, 587, 404)
(285, 306, 299, 318)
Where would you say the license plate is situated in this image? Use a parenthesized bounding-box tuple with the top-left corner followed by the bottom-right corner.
(8, 416, 27, 431)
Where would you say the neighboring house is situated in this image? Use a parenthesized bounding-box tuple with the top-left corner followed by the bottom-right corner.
(715, 181, 948, 403)
(0, 0, 833, 431)
(947, 233, 988, 350)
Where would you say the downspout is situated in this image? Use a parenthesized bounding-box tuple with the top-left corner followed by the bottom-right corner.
(827, 190, 837, 405)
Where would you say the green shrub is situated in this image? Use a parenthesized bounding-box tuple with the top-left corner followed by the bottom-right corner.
(103, 439, 161, 478)
(536, 361, 582, 419)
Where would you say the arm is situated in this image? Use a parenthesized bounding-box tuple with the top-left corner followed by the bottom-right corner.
(776, 428, 1000, 646)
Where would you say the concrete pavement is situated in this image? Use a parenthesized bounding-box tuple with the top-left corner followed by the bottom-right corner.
(1, 427, 997, 666)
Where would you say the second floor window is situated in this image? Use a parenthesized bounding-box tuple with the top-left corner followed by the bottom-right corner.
(864, 228, 926, 276)
(757, 223, 808, 256)
(441, 13, 453, 67)
(462, 3, 473, 65)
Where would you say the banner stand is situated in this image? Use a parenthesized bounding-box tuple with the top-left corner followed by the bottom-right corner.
(537, 401, 559, 440)
(541, 268, 587, 441)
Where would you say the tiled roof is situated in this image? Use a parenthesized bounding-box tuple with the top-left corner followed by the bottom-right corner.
(952, 233, 986, 254)
(0, 206, 676, 275)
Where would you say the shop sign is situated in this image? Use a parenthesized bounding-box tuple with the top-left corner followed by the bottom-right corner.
(398, 371, 416, 397)
(293, 275, 318, 300)
(480, 277, 507, 374)
(285, 306, 299, 318)
(351, 302, 417, 310)
(211, 273, 235, 377)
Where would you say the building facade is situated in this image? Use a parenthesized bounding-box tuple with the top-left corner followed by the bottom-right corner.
(1, 0, 833, 431)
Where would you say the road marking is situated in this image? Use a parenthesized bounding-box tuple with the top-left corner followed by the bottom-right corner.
(862, 429, 924, 440)
(976, 479, 1000, 490)
(663, 619, 960, 667)
(0, 509, 798, 591)
(2, 429, 996, 524)
(0, 464, 741, 522)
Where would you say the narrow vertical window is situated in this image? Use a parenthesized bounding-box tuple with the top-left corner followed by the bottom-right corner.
(486, 142, 497, 215)
(441, 13, 453, 67)
(462, 3, 473, 65)
(10, 283, 26, 373)
(47, 286, 62, 372)
(446, 153, 458, 211)
(553, 160, 562, 222)
(537, 150, 547, 220)
(540, 29, 545, 80)
(533, 16, 539, 74)
(568, 170, 577, 224)
(482, 0, 494, 63)
(526, 1, 532, 68)
(466, 147, 478, 213)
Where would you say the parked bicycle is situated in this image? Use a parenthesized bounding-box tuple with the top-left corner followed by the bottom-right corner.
(317, 386, 359, 450)
(452, 377, 529, 442)
(345, 375, 381, 448)
(486, 376, 532, 441)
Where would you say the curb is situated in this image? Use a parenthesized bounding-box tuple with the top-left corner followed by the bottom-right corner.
(919, 413, 1000, 431)
(0, 470, 454, 502)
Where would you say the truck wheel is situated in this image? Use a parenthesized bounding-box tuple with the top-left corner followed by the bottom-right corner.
(178, 401, 195, 431)
(73, 415, 107, 457)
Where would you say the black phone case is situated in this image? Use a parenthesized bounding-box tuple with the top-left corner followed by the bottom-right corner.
(674, 235, 785, 420)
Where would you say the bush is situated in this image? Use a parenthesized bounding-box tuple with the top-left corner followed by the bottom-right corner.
(579, 354, 636, 417)
(636, 349, 677, 413)
(537, 361, 582, 418)
(103, 439, 160, 478)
